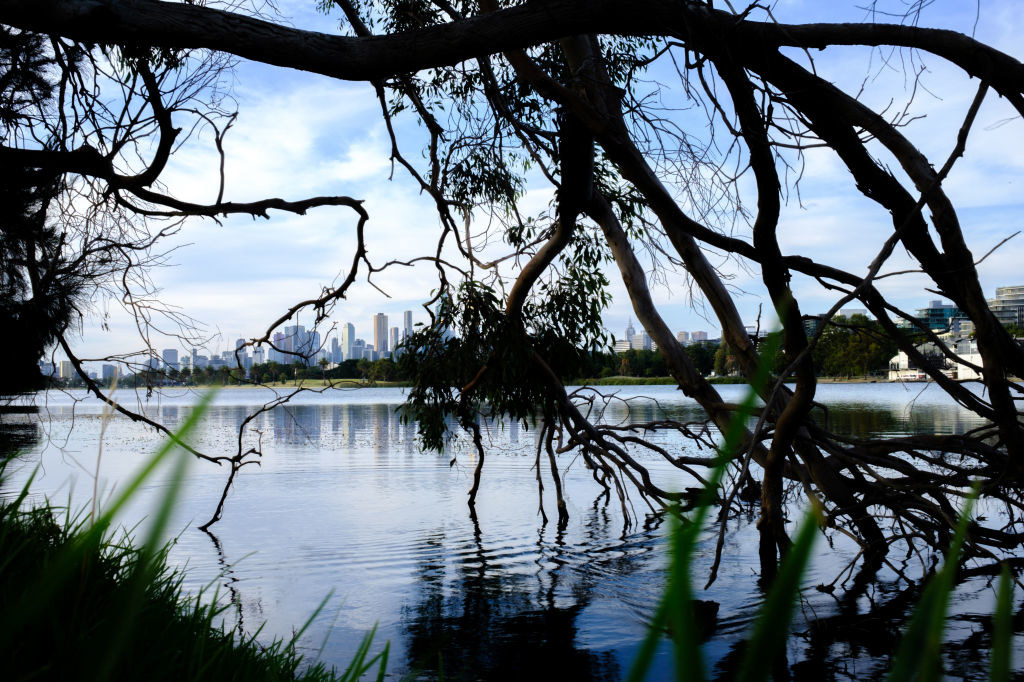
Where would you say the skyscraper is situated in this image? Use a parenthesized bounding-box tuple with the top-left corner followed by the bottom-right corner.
(403, 310, 413, 340)
(161, 348, 179, 371)
(390, 326, 399, 353)
(341, 323, 355, 360)
(373, 313, 389, 353)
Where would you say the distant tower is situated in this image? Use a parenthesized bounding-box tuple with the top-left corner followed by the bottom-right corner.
(161, 348, 179, 371)
(390, 326, 400, 353)
(373, 313, 389, 353)
(625, 319, 636, 347)
(403, 310, 413, 340)
(341, 323, 355, 361)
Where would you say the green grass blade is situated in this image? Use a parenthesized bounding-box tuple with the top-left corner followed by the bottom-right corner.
(93, 391, 215, 682)
(87, 389, 216, 541)
(736, 508, 820, 682)
(990, 563, 1013, 682)
(628, 333, 780, 682)
(888, 483, 979, 682)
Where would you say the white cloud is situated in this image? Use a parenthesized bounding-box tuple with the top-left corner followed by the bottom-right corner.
(68, 0, 1024, 361)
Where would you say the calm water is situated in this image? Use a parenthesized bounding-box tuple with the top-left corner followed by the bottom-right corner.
(0, 382, 1017, 679)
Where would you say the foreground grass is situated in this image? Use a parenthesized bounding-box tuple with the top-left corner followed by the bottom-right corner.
(0, 392, 386, 682)
(0, 501, 373, 682)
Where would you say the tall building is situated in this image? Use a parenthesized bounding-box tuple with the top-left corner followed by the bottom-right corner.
(101, 364, 117, 382)
(403, 310, 413, 340)
(676, 331, 690, 345)
(390, 326, 400, 353)
(916, 300, 959, 331)
(161, 348, 179, 371)
(625, 319, 636, 343)
(308, 330, 321, 365)
(58, 360, 74, 380)
(987, 285, 1024, 327)
(373, 313, 389, 354)
(282, 324, 316, 365)
(269, 332, 285, 364)
(330, 336, 340, 363)
(691, 331, 708, 342)
(341, 323, 355, 360)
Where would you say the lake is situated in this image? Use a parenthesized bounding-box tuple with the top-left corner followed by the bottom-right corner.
(0, 382, 1015, 679)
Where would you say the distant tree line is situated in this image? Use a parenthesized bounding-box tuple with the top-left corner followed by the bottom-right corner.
(73, 322, 906, 389)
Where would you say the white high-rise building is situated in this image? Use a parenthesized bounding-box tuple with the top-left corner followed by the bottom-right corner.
(676, 331, 689, 345)
(390, 326, 400, 352)
(341, 323, 355, 360)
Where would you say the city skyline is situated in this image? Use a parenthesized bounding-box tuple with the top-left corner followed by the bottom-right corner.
(52, 0, 1024, 372)
(48, 281, 1024, 377)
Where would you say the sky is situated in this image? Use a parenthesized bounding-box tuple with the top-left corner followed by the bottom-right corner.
(64, 0, 1024, 364)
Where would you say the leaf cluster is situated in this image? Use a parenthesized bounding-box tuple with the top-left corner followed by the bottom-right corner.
(398, 274, 609, 451)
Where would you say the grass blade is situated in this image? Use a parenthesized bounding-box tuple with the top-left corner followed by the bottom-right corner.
(990, 563, 1013, 682)
(736, 508, 820, 682)
(628, 333, 780, 682)
(888, 482, 979, 682)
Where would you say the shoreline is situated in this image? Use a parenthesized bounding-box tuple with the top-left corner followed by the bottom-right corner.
(55, 376, 1000, 392)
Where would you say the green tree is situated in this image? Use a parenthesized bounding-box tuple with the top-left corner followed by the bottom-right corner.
(5, 0, 1023, 584)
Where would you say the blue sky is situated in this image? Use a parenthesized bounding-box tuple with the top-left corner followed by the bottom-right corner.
(67, 0, 1024, 362)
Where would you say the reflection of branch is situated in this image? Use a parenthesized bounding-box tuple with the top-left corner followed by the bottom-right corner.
(201, 527, 245, 634)
(57, 334, 224, 465)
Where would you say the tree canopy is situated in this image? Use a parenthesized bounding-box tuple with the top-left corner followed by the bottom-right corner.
(3, 0, 1024, 583)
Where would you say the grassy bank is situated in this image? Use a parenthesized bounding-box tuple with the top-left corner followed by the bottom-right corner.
(0, 498, 374, 681)
(0, 395, 386, 682)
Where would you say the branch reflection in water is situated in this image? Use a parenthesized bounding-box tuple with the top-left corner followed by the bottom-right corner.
(2, 383, 1017, 678)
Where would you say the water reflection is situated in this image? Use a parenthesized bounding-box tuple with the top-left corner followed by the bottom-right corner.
(0, 414, 40, 460)
(402, 517, 621, 681)
(7, 385, 1014, 679)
